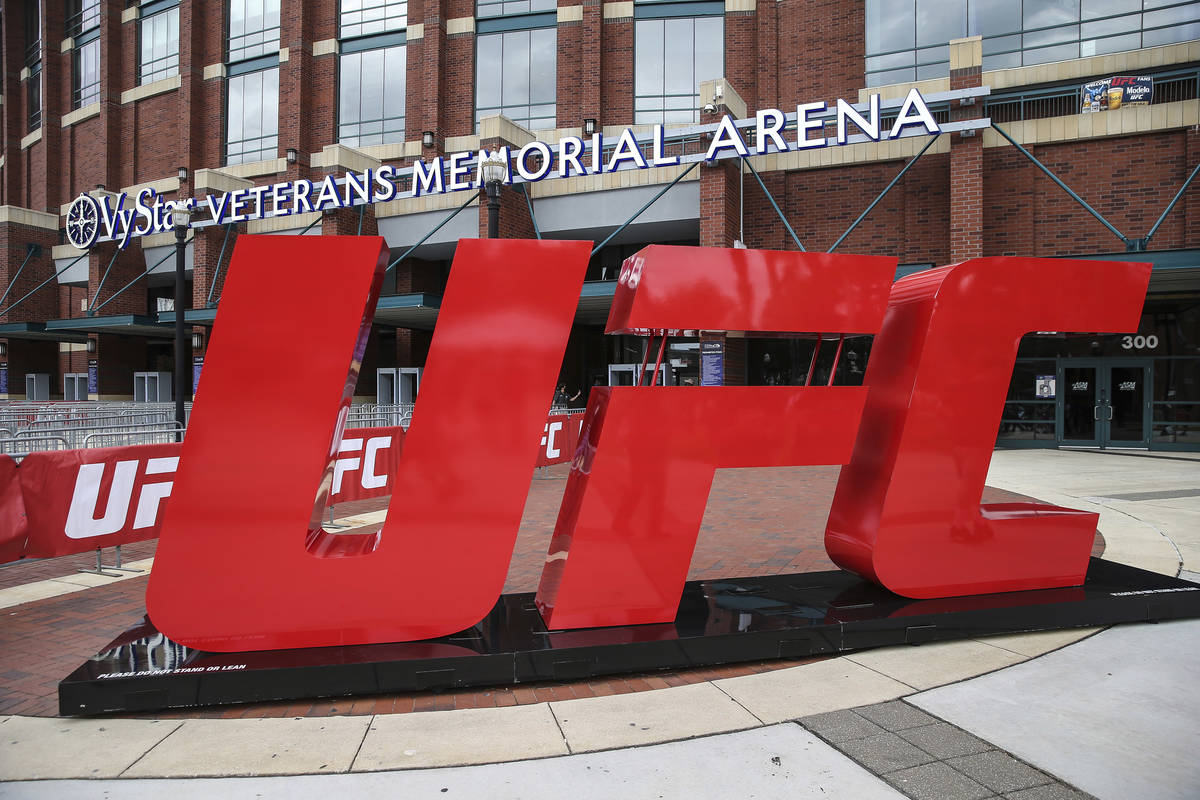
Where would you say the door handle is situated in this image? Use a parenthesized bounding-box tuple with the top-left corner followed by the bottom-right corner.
(1094, 405, 1101, 420)
(1106, 406, 1114, 421)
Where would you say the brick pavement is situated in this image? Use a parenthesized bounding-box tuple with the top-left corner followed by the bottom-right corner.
(0, 465, 1093, 719)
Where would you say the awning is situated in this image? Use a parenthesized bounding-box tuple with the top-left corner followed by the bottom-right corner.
(157, 308, 218, 326)
(0, 321, 89, 343)
(373, 293, 442, 331)
(44, 314, 172, 338)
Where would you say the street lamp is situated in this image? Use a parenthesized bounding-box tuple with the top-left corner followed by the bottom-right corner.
(173, 201, 191, 440)
(481, 155, 507, 239)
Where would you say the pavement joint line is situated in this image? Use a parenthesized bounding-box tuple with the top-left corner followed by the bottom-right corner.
(709, 679, 767, 726)
(971, 627, 1107, 660)
(1079, 495, 1185, 576)
(547, 704, 573, 755)
(839, 654, 919, 693)
(115, 719, 186, 778)
(347, 714, 376, 772)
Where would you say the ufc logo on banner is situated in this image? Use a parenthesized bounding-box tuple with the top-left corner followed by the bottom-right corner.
(147, 235, 1149, 652)
(65, 456, 178, 538)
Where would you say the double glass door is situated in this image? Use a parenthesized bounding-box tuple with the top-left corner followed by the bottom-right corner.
(1060, 360, 1150, 447)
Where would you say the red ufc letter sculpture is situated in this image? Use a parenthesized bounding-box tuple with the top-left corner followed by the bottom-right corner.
(148, 235, 590, 650)
(535, 246, 896, 629)
(825, 257, 1151, 598)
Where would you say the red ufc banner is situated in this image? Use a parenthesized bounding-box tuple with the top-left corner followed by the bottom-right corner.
(328, 426, 404, 504)
(18, 443, 180, 558)
(143, 235, 1149, 652)
(0, 455, 26, 563)
(535, 413, 583, 467)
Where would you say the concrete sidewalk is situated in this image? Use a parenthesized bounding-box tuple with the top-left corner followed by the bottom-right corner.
(2, 449, 1198, 799)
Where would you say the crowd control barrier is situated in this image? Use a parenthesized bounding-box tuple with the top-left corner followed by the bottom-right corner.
(0, 410, 582, 566)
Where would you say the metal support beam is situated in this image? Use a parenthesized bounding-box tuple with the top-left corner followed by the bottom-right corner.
(520, 184, 542, 239)
(991, 122, 1128, 246)
(385, 191, 478, 273)
(1143, 159, 1200, 249)
(206, 223, 236, 308)
(0, 244, 43, 308)
(357, 204, 366, 235)
(91, 239, 191, 316)
(744, 156, 805, 251)
(591, 161, 700, 258)
(0, 253, 87, 318)
(828, 133, 941, 253)
(87, 247, 123, 316)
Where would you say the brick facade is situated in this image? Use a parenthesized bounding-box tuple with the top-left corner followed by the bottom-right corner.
(0, 2, 1197, 399)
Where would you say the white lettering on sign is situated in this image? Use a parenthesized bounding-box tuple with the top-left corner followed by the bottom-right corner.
(65, 457, 178, 539)
(1119, 381, 1137, 391)
(1121, 334, 1158, 350)
(71, 92, 943, 250)
(1072, 381, 1089, 391)
(541, 421, 564, 460)
(332, 436, 393, 494)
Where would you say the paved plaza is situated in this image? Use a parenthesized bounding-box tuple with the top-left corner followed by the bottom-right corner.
(1, 448, 1198, 799)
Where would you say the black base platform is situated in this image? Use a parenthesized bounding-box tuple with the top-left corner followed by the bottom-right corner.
(60, 557, 1200, 716)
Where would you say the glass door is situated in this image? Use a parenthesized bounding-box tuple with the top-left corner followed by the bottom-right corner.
(1060, 363, 1100, 446)
(1058, 360, 1151, 448)
(1105, 362, 1150, 447)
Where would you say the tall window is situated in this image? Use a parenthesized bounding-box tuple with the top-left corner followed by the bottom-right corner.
(634, 2, 724, 126)
(24, 0, 42, 131)
(474, 2, 557, 132)
(338, 1, 407, 146)
(866, 0, 1200, 86)
(225, 0, 281, 165)
(69, 0, 100, 109)
(140, 0, 180, 84)
(226, 67, 279, 164)
(228, 0, 281, 63)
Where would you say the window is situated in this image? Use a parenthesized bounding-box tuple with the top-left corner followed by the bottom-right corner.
(24, 0, 41, 132)
(338, 1, 407, 146)
(27, 62, 42, 132)
(866, 0, 1200, 86)
(73, 37, 100, 108)
(140, 0, 180, 84)
(475, 26, 557, 131)
(477, 0, 555, 18)
(228, 0, 281, 63)
(633, 3, 724, 126)
(339, 45, 407, 146)
(67, 0, 100, 110)
(340, 0, 407, 38)
(66, 0, 100, 39)
(225, 67, 279, 164)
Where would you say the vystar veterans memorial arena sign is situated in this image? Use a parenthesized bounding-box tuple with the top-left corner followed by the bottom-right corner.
(64, 89, 942, 251)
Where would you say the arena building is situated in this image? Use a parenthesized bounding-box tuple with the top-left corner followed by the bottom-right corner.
(0, 0, 1198, 451)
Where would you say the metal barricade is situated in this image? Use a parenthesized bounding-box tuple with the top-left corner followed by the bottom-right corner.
(0, 436, 70, 460)
(82, 423, 185, 449)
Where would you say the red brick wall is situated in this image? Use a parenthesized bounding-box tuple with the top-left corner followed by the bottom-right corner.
(774, 0, 864, 107)
(984, 131, 1197, 257)
(600, 16, 632, 127)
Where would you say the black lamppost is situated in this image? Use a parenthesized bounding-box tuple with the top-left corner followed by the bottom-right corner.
(172, 202, 190, 440)
(481, 156, 507, 238)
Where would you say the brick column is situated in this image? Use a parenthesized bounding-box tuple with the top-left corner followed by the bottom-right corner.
(949, 36, 983, 262)
(697, 81, 749, 385)
(600, 2, 633, 125)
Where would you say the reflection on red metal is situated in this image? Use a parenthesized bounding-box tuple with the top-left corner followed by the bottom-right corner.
(825, 257, 1151, 598)
(148, 236, 590, 651)
(535, 246, 897, 629)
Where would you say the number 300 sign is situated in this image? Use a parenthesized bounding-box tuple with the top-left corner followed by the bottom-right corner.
(1121, 334, 1159, 350)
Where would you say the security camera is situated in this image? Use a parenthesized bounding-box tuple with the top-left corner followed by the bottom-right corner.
(702, 102, 716, 114)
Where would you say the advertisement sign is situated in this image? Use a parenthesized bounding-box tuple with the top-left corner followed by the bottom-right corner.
(87, 359, 99, 394)
(1036, 376, 1056, 398)
(0, 365, 7, 395)
(700, 341, 724, 386)
(536, 413, 585, 467)
(192, 356, 203, 395)
(1081, 76, 1152, 113)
